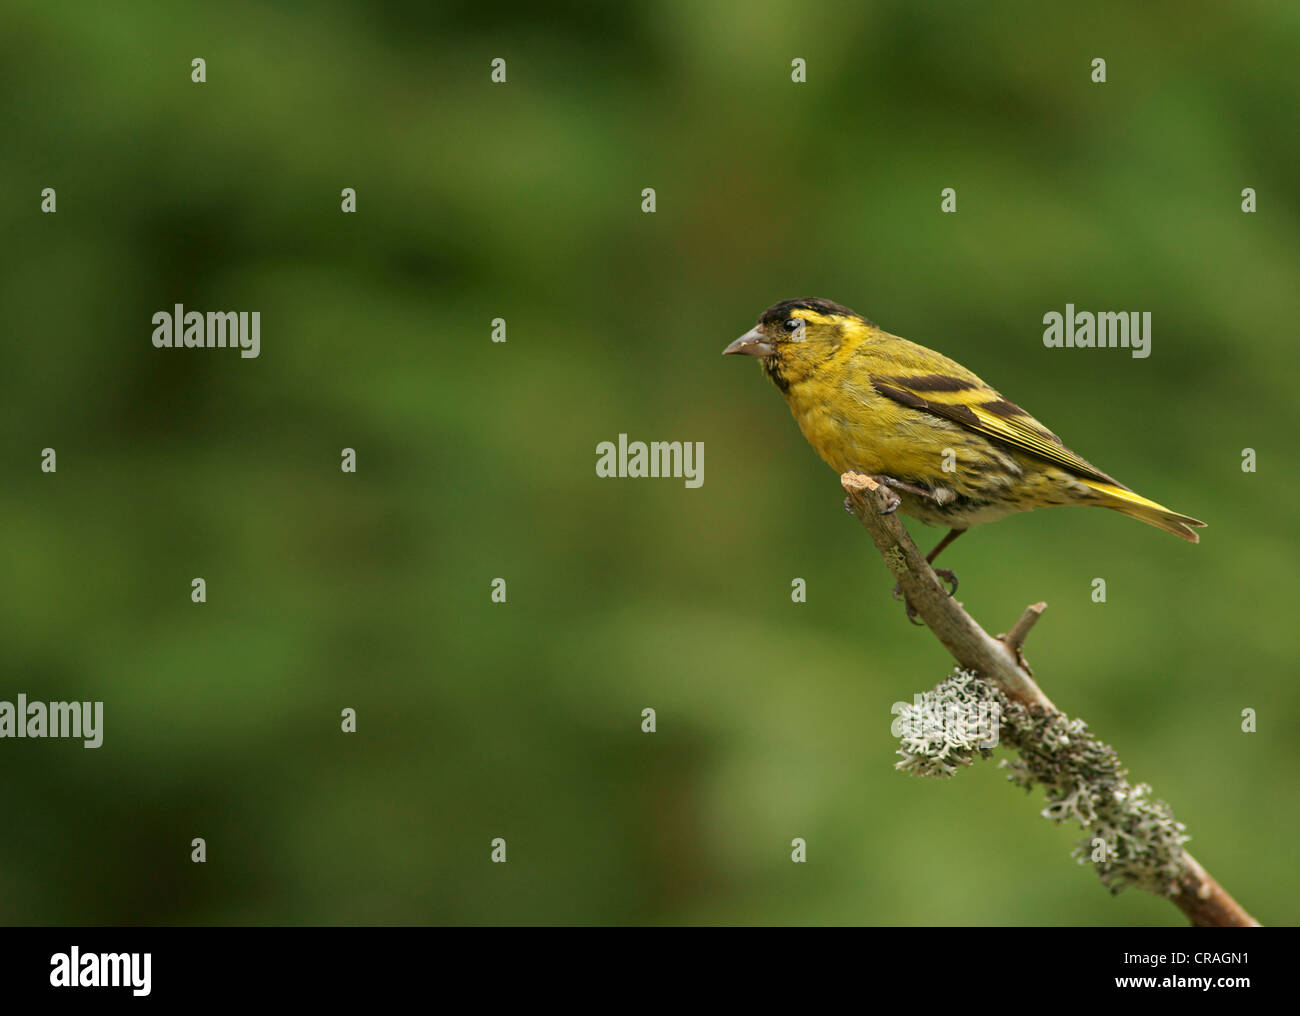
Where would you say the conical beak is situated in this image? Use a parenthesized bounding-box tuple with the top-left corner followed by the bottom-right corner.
(722, 327, 774, 358)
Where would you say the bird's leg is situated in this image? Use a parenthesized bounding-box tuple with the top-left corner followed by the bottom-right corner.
(924, 527, 965, 592)
(893, 528, 966, 624)
(843, 473, 966, 623)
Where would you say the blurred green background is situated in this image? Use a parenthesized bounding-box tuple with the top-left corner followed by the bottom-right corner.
(1, 0, 1296, 925)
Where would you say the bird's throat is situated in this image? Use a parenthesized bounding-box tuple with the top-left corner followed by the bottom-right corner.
(761, 357, 791, 395)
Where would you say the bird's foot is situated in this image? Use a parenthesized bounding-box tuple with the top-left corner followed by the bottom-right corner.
(933, 568, 959, 595)
(891, 568, 959, 625)
(899, 594, 925, 625)
(843, 487, 900, 515)
(871, 474, 946, 506)
(862, 474, 903, 514)
(891, 569, 959, 603)
(890, 583, 926, 625)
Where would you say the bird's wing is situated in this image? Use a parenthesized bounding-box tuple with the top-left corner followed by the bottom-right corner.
(865, 350, 1121, 486)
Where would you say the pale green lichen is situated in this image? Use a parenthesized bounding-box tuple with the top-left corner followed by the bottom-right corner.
(893, 668, 1001, 778)
(897, 669, 1190, 895)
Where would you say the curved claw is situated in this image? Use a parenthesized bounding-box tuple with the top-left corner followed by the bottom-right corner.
(891, 582, 926, 624)
(893, 568, 959, 624)
(879, 493, 901, 516)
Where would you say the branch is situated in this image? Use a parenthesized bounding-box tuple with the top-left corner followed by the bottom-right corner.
(841, 472, 1054, 711)
(840, 471, 1258, 928)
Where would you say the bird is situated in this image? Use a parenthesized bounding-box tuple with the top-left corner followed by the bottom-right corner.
(723, 298, 1204, 618)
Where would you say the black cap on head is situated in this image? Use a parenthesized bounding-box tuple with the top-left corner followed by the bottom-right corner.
(758, 298, 869, 328)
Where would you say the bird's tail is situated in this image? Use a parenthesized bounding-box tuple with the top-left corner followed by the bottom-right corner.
(1083, 480, 1206, 543)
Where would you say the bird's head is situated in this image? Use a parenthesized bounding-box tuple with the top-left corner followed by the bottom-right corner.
(723, 298, 875, 392)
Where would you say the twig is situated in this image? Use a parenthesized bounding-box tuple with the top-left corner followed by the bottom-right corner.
(840, 470, 1258, 927)
(1001, 601, 1046, 657)
(999, 602, 1046, 673)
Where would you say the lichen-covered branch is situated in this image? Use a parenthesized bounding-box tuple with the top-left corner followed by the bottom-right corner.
(841, 471, 1258, 927)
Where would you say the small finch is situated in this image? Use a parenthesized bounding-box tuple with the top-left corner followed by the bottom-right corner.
(724, 298, 1204, 614)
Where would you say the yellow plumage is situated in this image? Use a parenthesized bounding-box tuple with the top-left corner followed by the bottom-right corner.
(724, 298, 1205, 547)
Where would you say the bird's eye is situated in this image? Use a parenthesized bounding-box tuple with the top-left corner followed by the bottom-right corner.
(783, 318, 802, 333)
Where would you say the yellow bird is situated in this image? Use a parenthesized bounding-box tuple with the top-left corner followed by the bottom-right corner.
(724, 298, 1204, 611)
